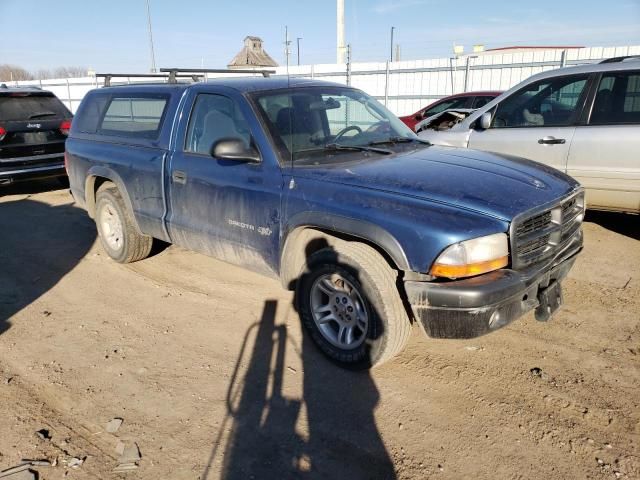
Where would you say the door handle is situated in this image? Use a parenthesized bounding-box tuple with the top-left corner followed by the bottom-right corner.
(172, 170, 187, 184)
(538, 136, 566, 145)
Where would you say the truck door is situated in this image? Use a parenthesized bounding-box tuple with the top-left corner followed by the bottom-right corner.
(467, 74, 590, 172)
(566, 70, 640, 212)
(166, 88, 283, 276)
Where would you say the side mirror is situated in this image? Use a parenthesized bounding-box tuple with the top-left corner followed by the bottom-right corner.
(414, 114, 423, 121)
(212, 138, 260, 163)
(479, 112, 492, 130)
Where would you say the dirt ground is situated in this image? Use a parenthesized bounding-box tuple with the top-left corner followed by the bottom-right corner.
(1, 179, 638, 480)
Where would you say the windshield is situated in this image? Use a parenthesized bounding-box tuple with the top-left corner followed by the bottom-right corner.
(251, 86, 420, 163)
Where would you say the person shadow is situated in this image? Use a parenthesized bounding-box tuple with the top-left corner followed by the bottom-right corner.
(0, 193, 96, 336)
(206, 242, 397, 479)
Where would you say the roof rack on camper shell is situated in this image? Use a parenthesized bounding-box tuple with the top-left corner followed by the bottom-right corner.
(159, 68, 274, 82)
(96, 68, 275, 87)
(96, 73, 201, 87)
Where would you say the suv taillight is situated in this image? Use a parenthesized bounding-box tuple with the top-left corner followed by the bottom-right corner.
(0, 126, 6, 142)
(60, 119, 71, 136)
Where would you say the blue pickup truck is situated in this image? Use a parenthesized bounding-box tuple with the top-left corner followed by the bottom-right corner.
(66, 76, 584, 368)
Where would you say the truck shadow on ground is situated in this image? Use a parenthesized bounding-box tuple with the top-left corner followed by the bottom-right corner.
(0, 197, 96, 336)
(204, 244, 397, 479)
(584, 210, 639, 240)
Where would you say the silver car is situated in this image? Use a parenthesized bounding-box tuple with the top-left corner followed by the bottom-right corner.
(419, 56, 640, 213)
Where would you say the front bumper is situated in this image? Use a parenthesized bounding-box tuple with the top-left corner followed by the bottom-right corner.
(405, 235, 582, 339)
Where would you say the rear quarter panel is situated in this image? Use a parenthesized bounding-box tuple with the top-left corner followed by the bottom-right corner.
(66, 88, 183, 240)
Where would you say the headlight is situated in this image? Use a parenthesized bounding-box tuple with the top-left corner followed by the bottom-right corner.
(430, 233, 509, 279)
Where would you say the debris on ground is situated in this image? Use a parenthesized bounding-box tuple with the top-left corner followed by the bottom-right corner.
(105, 417, 123, 433)
(0, 460, 51, 479)
(529, 367, 550, 381)
(113, 442, 141, 473)
(0, 469, 36, 480)
(34, 429, 50, 441)
(65, 456, 85, 469)
(464, 346, 484, 351)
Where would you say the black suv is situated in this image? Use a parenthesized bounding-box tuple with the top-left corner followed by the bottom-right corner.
(0, 84, 72, 186)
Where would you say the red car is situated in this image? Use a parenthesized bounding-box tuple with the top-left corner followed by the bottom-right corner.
(399, 91, 502, 131)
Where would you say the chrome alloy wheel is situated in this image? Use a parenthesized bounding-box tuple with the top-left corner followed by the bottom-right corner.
(99, 202, 124, 251)
(309, 273, 369, 350)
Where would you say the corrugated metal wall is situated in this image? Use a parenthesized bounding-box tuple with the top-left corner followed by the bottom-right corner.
(12, 45, 640, 116)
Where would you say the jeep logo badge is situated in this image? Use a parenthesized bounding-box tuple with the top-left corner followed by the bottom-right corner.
(27, 123, 41, 129)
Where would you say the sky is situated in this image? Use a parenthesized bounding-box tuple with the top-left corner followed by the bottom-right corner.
(1, 0, 639, 73)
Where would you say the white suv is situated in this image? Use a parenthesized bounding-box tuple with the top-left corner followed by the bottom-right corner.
(419, 56, 640, 213)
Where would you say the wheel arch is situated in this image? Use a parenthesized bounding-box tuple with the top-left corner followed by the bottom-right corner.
(84, 166, 142, 234)
(279, 214, 410, 290)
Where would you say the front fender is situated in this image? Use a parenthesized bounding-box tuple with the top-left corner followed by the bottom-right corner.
(279, 212, 410, 288)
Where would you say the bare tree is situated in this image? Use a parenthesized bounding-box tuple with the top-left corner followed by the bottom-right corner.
(34, 69, 52, 80)
(1, 65, 89, 81)
(0, 64, 33, 82)
(52, 66, 88, 79)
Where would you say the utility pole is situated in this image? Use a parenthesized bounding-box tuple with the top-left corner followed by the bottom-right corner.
(296, 37, 302, 66)
(284, 26, 291, 70)
(390, 26, 395, 62)
(145, 0, 157, 73)
(336, 0, 346, 63)
(346, 44, 352, 86)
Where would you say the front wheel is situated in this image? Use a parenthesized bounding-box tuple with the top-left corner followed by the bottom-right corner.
(95, 184, 153, 263)
(297, 242, 412, 369)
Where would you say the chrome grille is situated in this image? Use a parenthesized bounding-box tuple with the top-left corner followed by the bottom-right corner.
(515, 211, 552, 237)
(519, 234, 551, 256)
(511, 190, 584, 269)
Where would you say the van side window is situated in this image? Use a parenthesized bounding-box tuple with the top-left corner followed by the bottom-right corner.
(590, 71, 640, 125)
(492, 75, 588, 128)
(99, 96, 168, 138)
(185, 94, 251, 155)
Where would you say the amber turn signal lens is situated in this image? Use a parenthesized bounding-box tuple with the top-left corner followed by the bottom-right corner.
(431, 255, 508, 279)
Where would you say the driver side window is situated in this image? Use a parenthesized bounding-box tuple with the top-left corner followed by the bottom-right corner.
(324, 94, 384, 136)
(185, 93, 251, 155)
(492, 75, 588, 128)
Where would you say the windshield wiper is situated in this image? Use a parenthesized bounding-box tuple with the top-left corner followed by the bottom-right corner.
(324, 143, 392, 154)
(28, 111, 57, 119)
(368, 136, 431, 146)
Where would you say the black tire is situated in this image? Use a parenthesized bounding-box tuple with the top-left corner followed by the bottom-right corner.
(95, 183, 153, 263)
(297, 242, 412, 369)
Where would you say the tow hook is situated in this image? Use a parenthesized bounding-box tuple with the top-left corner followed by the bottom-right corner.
(534, 280, 563, 322)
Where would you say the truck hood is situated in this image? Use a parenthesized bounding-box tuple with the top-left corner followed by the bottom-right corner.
(294, 146, 580, 221)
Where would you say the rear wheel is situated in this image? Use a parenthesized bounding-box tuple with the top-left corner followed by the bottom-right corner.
(297, 242, 412, 369)
(95, 184, 152, 263)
